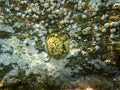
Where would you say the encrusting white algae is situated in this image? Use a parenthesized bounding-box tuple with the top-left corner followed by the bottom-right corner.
(0, 0, 120, 90)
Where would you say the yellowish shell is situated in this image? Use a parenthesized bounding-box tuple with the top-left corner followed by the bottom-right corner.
(46, 33, 69, 59)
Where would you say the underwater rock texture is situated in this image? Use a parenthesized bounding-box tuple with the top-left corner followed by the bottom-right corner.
(0, 0, 120, 89)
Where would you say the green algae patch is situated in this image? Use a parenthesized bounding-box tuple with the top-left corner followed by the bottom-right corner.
(46, 33, 69, 59)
